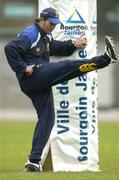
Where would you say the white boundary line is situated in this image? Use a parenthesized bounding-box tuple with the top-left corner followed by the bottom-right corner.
(0, 109, 119, 121)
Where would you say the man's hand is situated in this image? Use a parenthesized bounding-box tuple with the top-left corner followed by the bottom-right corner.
(74, 35, 88, 49)
(25, 65, 36, 76)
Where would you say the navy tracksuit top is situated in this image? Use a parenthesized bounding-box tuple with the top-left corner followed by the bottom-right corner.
(4, 22, 76, 80)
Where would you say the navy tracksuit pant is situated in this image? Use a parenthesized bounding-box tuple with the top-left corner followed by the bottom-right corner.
(19, 55, 110, 161)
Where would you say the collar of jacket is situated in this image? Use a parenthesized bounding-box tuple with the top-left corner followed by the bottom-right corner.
(34, 22, 47, 37)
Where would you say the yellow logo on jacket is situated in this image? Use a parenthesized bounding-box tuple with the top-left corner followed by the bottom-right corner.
(36, 47, 40, 52)
(79, 63, 96, 72)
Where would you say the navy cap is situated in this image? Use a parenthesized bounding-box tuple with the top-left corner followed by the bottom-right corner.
(40, 7, 61, 24)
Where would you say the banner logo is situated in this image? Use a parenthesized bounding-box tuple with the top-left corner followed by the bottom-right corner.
(66, 8, 85, 24)
(59, 7, 88, 36)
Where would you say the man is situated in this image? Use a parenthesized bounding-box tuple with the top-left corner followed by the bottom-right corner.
(4, 7, 119, 172)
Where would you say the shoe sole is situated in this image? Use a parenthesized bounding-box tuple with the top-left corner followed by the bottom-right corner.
(25, 163, 41, 172)
(105, 36, 117, 60)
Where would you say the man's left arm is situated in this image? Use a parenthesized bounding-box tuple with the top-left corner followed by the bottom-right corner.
(50, 35, 87, 56)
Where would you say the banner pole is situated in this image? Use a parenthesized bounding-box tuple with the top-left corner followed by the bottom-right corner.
(39, 0, 99, 172)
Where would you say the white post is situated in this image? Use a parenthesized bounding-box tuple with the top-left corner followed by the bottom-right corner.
(39, 0, 99, 172)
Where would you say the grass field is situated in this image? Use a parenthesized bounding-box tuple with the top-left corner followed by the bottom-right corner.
(0, 121, 119, 180)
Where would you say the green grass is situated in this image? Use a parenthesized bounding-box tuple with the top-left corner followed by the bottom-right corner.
(0, 121, 119, 180)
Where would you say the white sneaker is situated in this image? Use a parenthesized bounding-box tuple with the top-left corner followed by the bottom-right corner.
(104, 36, 119, 63)
(24, 160, 43, 172)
